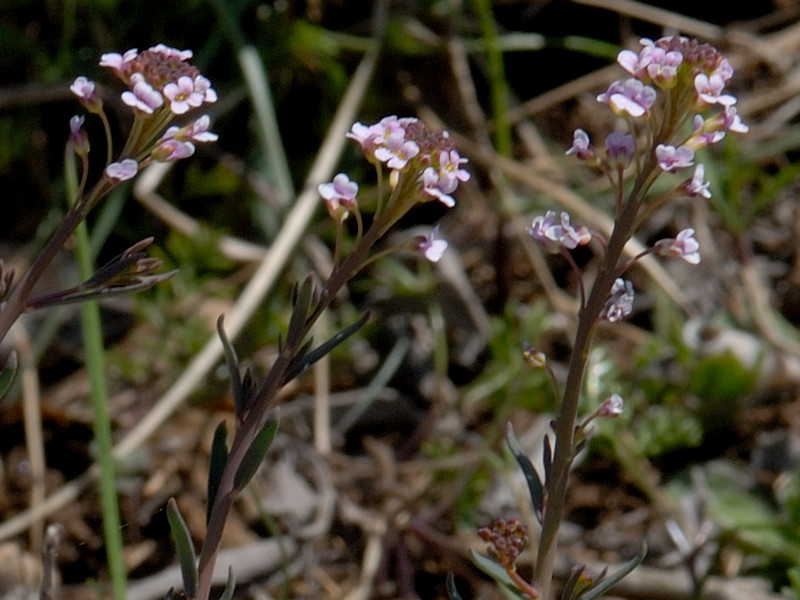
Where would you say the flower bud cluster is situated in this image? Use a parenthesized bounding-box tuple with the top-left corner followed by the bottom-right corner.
(318, 116, 469, 263)
(346, 116, 470, 208)
(70, 44, 219, 182)
(568, 36, 748, 198)
(478, 517, 529, 569)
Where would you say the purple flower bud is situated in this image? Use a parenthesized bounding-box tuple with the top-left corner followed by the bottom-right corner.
(69, 115, 90, 156)
(604, 131, 635, 168)
(598, 394, 624, 417)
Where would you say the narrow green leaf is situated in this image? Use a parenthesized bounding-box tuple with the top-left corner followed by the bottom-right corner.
(0, 351, 17, 400)
(233, 413, 280, 491)
(469, 549, 528, 599)
(506, 423, 545, 522)
(286, 275, 314, 348)
(217, 566, 237, 600)
(446, 572, 464, 600)
(207, 421, 229, 524)
(217, 316, 244, 418)
(166, 498, 198, 598)
(575, 544, 647, 600)
(283, 311, 370, 384)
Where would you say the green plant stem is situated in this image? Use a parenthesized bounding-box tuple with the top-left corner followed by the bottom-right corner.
(75, 220, 127, 600)
(65, 152, 127, 600)
(0, 176, 114, 344)
(195, 218, 386, 600)
(472, 0, 512, 157)
(533, 166, 651, 599)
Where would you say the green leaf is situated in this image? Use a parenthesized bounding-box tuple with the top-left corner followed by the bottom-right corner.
(283, 311, 370, 384)
(446, 572, 464, 600)
(233, 413, 280, 491)
(166, 498, 198, 598)
(575, 544, 646, 600)
(506, 423, 545, 522)
(217, 316, 244, 418)
(207, 421, 229, 524)
(469, 549, 528, 598)
(0, 351, 17, 400)
(217, 566, 237, 600)
(286, 275, 315, 348)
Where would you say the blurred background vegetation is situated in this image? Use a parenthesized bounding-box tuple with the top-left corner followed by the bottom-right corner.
(3, 1, 800, 599)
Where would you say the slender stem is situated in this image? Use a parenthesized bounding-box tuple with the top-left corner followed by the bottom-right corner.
(195, 217, 387, 600)
(0, 178, 114, 343)
(533, 166, 651, 599)
(75, 220, 127, 600)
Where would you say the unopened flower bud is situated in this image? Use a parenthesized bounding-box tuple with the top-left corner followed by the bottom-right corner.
(69, 115, 90, 156)
(597, 394, 624, 417)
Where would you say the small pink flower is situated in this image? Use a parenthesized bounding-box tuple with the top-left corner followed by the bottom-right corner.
(527, 211, 591, 253)
(720, 106, 748, 133)
(105, 159, 139, 181)
(319, 173, 358, 220)
(99, 48, 138, 79)
(374, 131, 420, 169)
(148, 44, 193, 61)
(548, 212, 592, 250)
(566, 129, 595, 161)
(121, 75, 164, 114)
(163, 76, 206, 115)
(645, 48, 682, 88)
(413, 226, 448, 263)
(600, 278, 634, 322)
(70, 76, 103, 112)
(655, 228, 701, 264)
(420, 167, 456, 208)
(597, 78, 657, 118)
(437, 150, 470, 187)
(656, 144, 694, 171)
(694, 73, 736, 107)
(683, 164, 711, 199)
(163, 115, 219, 143)
(527, 211, 561, 253)
(152, 139, 195, 162)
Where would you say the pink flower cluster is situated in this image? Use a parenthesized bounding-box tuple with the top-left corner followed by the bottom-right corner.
(70, 45, 219, 182)
(569, 36, 748, 192)
(97, 45, 217, 115)
(346, 116, 470, 208)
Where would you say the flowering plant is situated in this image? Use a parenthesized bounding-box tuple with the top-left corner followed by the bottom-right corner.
(454, 35, 748, 600)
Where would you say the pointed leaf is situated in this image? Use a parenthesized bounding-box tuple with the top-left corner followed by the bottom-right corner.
(575, 544, 646, 600)
(469, 549, 529, 599)
(0, 351, 17, 400)
(446, 572, 464, 600)
(286, 275, 315, 348)
(543, 434, 552, 485)
(166, 498, 198, 598)
(506, 422, 545, 522)
(217, 316, 244, 418)
(283, 311, 370, 384)
(207, 421, 229, 524)
(233, 412, 280, 491)
(217, 566, 237, 600)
